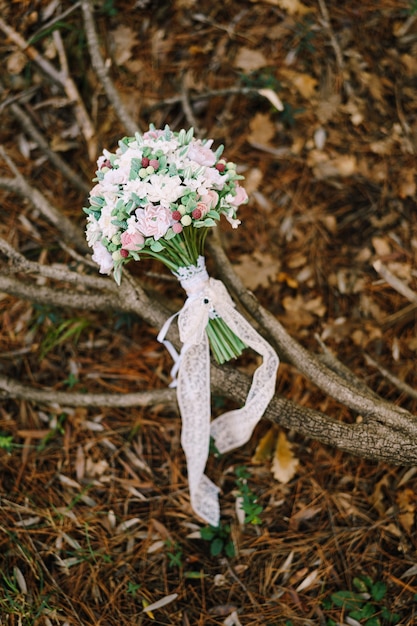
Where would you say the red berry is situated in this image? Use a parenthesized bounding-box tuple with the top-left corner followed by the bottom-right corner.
(171, 210, 182, 221)
(120, 249, 129, 258)
(192, 208, 202, 219)
(215, 162, 226, 172)
(141, 157, 149, 167)
(149, 159, 159, 170)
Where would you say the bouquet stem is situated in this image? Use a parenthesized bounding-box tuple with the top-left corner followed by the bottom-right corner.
(206, 316, 247, 364)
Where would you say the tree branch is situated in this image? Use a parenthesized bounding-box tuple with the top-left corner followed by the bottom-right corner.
(80, 0, 140, 137)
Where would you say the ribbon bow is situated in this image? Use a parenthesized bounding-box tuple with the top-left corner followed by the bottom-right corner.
(158, 256, 279, 526)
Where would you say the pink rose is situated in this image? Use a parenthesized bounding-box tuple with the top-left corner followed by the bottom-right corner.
(199, 189, 219, 210)
(187, 140, 216, 166)
(229, 184, 248, 207)
(196, 201, 210, 217)
(135, 204, 172, 240)
(121, 230, 145, 250)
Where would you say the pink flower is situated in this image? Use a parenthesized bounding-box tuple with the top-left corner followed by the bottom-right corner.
(196, 201, 210, 217)
(229, 184, 248, 207)
(135, 204, 172, 240)
(121, 230, 145, 250)
(199, 189, 219, 210)
(187, 140, 216, 166)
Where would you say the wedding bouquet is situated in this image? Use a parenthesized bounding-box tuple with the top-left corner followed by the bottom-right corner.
(84, 125, 248, 365)
(84, 125, 279, 526)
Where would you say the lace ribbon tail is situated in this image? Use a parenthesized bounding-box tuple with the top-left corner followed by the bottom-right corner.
(177, 338, 221, 527)
(209, 280, 279, 454)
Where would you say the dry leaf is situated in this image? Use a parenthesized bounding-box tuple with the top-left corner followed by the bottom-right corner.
(234, 47, 268, 72)
(252, 426, 278, 463)
(234, 251, 280, 290)
(396, 489, 415, 534)
(258, 88, 284, 111)
(271, 431, 299, 483)
(247, 112, 276, 145)
(296, 568, 320, 592)
(280, 68, 318, 98)
(111, 25, 138, 66)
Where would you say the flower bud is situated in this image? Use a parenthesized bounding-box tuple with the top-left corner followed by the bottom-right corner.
(180, 214, 192, 226)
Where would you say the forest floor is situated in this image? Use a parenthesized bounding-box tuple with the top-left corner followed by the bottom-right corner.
(1, 0, 417, 624)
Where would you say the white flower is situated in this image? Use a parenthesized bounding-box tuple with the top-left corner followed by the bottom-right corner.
(85, 215, 102, 245)
(92, 241, 114, 274)
(145, 174, 184, 206)
(98, 205, 118, 239)
(201, 166, 226, 190)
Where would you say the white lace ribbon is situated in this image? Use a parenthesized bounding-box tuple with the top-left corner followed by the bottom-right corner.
(158, 256, 279, 526)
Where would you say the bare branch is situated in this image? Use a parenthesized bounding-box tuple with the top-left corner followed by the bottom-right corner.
(364, 353, 417, 401)
(80, 0, 140, 137)
(0, 16, 97, 159)
(0, 373, 175, 408)
(0, 84, 89, 193)
(0, 151, 88, 252)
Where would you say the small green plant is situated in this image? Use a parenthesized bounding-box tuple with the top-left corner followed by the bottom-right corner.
(38, 317, 89, 360)
(323, 575, 402, 625)
(0, 433, 16, 453)
(234, 466, 264, 525)
(164, 539, 183, 569)
(126, 581, 141, 597)
(200, 523, 235, 558)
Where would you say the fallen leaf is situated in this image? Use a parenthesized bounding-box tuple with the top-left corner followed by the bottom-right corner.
(142, 593, 178, 614)
(234, 251, 281, 290)
(396, 489, 415, 534)
(271, 431, 299, 483)
(280, 68, 318, 98)
(258, 88, 284, 111)
(296, 568, 320, 592)
(252, 426, 278, 463)
(234, 47, 268, 72)
(247, 112, 276, 146)
(111, 25, 138, 66)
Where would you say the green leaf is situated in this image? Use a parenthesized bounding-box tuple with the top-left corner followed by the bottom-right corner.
(150, 240, 165, 252)
(371, 581, 386, 601)
(353, 577, 369, 593)
(330, 590, 364, 611)
(350, 603, 375, 620)
(224, 541, 235, 558)
(210, 538, 224, 557)
(364, 617, 381, 626)
(200, 527, 215, 541)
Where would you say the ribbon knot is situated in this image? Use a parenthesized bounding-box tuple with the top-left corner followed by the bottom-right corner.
(158, 256, 279, 526)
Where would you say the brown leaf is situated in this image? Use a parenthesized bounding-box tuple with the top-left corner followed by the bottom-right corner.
(234, 251, 281, 290)
(396, 489, 415, 534)
(233, 47, 268, 72)
(252, 426, 278, 463)
(271, 431, 299, 484)
(247, 113, 276, 146)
